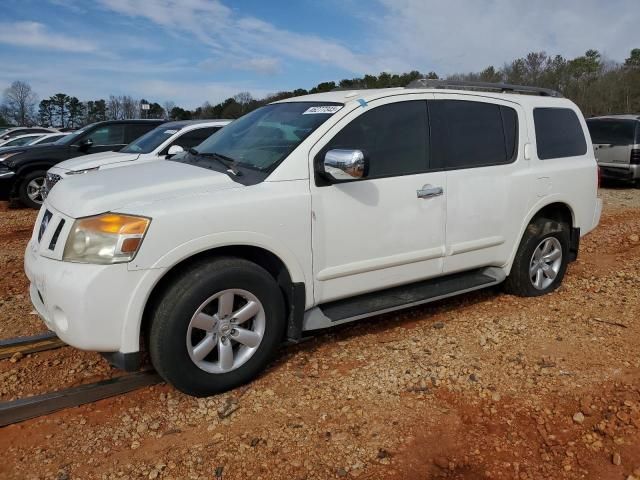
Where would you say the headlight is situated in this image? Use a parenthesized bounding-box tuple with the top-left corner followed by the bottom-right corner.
(67, 166, 100, 175)
(63, 213, 151, 264)
(0, 151, 23, 162)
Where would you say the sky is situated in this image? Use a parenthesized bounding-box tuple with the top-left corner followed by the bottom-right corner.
(0, 0, 638, 108)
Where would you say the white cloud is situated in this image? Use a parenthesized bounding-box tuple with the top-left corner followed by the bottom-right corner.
(98, 0, 388, 74)
(199, 56, 282, 75)
(0, 21, 97, 53)
(372, 0, 640, 75)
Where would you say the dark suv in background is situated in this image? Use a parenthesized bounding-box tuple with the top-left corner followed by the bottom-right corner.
(587, 115, 640, 186)
(0, 119, 165, 208)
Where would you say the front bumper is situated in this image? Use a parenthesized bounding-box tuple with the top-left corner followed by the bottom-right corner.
(599, 164, 640, 180)
(25, 239, 149, 353)
(0, 169, 16, 200)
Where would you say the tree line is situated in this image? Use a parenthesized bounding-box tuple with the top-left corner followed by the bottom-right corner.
(1, 48, 638, 128)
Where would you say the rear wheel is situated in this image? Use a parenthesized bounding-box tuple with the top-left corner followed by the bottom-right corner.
(18, 170, 47, 209)
(148, 257, 285, 396)
(503, 217, 570, 297)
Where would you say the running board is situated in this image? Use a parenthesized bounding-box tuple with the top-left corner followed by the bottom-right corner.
(302, 267, 505, 331)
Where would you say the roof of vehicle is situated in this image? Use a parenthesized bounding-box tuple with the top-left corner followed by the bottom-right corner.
(160, 119, 232, 129)
(92, 119, 165, 124)
(274, 86, 576, 109)
(39, 132, 70, 137)
(587, 114, 640, 121)
(6, 133, 45, 139)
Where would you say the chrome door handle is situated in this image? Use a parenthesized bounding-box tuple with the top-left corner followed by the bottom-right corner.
(417, 184, 443, 199)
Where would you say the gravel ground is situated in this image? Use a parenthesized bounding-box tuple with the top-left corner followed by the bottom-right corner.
(0, 188, 639, 480)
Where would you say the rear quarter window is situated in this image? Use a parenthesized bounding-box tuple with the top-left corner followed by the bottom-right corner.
(534, 108, 587, 160)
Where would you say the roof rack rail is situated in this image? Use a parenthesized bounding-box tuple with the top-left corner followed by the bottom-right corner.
(407, 79, 563, 98)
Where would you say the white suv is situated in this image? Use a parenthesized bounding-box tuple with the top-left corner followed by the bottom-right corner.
(25, 81, 602, 396)
(44, 120, 231, 194)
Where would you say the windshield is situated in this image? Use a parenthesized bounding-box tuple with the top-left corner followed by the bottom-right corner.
(191, 102, 342, 172)
(121, 125, 180, 154)
(55, 123, 97, 145)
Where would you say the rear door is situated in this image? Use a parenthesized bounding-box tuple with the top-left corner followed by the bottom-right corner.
(587, 119, 637, 166)
(430, 94, 528, 273)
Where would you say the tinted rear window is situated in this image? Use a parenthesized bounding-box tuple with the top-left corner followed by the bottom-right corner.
(430, 100, 518, 169)
(534, 108, 587, 160)
(586, 119, 637, 145)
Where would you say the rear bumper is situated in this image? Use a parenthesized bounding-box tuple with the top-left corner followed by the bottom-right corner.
(599, 164, 640, 180)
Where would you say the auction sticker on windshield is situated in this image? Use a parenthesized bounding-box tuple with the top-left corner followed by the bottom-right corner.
(302, 105, 342, 115)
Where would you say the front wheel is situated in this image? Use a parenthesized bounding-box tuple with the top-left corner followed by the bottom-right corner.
(503, 217, 570, 297)
(148, 257, 285, 396)
(18, 170, 47, 209)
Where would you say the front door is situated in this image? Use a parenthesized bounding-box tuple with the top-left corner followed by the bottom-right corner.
(310, 96, 446, 304)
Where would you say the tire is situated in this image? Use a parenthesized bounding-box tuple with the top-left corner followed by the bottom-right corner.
(148, 257, 285, 396)
(18, 170, 47, 209)
(503, 217, 570, 297)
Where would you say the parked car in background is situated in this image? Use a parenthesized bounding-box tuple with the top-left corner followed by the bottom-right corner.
(0, 119, 164, 208)
(45, 120, 230, 195)
(0, 133, 48, 149)
(0, 127, 58, 141)
(25, 81, 601, 396)
(586, 115, 640, 186)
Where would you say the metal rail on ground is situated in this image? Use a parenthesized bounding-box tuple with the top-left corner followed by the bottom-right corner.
(0, 371, 162, 427)
(0, 331, 65, 360)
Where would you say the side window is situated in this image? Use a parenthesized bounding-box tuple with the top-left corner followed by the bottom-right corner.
(534, 108, 587, 159)
(172, 127, 221, 150)
(126, 124, 157, 143)
(430, 100, 517, 170)
(88, 125, 125, 145)
(323, 101, 428, 179)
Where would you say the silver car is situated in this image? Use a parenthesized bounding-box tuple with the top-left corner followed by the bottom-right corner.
(587, 115, 640, 186)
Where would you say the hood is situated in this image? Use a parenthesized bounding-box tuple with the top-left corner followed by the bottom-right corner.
(55, 151, 140, 171)
(2, 143, 71, 168)
(47, 159, 241, 218)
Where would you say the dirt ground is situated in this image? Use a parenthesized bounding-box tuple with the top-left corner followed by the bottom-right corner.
(1, 185, 640, 479)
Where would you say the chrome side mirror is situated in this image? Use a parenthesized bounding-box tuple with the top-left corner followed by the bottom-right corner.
(166, 144, 184, 157)
(322, 149, 368, 181)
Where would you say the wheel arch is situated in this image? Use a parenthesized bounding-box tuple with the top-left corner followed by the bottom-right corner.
(504, 199, 576, 275)
(10, 161, 56, 196)
(137, 244, 307, 355)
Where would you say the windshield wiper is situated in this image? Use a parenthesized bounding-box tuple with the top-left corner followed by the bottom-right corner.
(188, 148, 242, 176)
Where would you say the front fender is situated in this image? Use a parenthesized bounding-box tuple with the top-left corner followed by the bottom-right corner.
(119, 232, 310, 353)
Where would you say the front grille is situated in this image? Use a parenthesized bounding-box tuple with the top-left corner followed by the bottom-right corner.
(44, 173, 62, 195)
